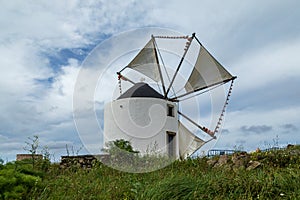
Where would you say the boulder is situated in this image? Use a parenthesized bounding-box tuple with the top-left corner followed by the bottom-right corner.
(232, 152, 250, 169)
(207, 159, 218, 167)
(246, 161, 261, 170)
(214, 155, 229, 167)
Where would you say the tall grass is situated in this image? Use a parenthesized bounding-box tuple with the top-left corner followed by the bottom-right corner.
(2, 145, 300, 199)
(138, 167, 300, 199)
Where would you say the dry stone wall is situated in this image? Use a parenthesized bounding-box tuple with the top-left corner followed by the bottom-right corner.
(60, 155, 110, 169)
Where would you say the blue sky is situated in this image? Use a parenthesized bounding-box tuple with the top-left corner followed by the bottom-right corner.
(1, 0, 300, 162)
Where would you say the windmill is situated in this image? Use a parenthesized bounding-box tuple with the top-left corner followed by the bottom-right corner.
(103, 33, 236, 159)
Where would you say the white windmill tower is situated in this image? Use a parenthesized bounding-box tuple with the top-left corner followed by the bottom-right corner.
(104, 33, 236, 159)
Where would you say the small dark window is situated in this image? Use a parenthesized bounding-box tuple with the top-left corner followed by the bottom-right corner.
(167, 104, 174, 117)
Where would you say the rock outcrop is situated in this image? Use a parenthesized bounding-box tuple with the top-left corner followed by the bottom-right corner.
(207, 152, 261, 170)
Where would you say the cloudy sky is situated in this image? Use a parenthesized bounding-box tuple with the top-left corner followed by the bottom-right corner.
(1, 0, 300, 162)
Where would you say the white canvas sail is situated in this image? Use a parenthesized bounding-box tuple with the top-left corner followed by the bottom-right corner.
(178, 121, 205, 159)
(185, 46, 234, 92)
(127, 38, 160, 82)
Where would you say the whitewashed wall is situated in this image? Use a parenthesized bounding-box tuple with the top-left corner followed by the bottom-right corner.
(104, 98, 179, 158)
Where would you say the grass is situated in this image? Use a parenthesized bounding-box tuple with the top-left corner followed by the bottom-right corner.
(1, 145, 300, 199)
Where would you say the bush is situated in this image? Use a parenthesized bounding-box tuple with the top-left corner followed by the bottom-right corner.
(250, 145, 300, 168)
(0, 164, 42, 199)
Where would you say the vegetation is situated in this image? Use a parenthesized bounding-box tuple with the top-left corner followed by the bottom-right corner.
(0, 160, 44, 199)
(102, 139, 172, 173)
(1, 145, 300, 199)
(104, 139, 140, 154)
(23, 135, 40, 169)
(0, 135, 50, 199)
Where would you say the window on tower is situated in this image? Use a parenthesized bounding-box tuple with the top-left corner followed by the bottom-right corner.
(167, 104, 174, 117)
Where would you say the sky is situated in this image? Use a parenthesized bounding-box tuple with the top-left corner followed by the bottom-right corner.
(1, 0, 300, 162)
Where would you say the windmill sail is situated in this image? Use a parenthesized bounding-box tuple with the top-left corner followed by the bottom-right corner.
(184, 46, 234, 93)
(115, 33, 236, 160)
(178, 121, 205, 159)
(127, 38, 160, 82)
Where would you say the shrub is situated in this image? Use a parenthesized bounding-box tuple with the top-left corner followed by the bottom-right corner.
(0, 165, 42, 199)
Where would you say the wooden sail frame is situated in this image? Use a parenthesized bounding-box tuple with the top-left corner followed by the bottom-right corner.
(164, 33, 196, 98)
(116, 33, 237, 153)
(152, 35, 167, 96)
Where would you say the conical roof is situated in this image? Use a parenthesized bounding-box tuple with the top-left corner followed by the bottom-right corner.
(118, 82, 164, 100)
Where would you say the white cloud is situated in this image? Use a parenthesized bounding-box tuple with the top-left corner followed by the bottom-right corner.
(0, 0, 158, 160)
(1, 0, 300, 161)
(215, 105, 300, 150)
(0, 0, 158, 48)
(232, 37, 300, 92)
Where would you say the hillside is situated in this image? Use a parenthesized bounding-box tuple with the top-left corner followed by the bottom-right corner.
(1, 145, 300, 199)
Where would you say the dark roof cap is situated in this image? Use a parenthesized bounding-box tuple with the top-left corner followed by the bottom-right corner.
(118, 82, 164, 99)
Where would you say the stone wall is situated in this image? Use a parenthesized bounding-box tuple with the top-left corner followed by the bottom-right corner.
(60, 154, 110, 169)
(16, 154, 43, 161)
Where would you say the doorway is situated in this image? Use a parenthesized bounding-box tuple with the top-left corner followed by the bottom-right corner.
(166, 131, 176, 158)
